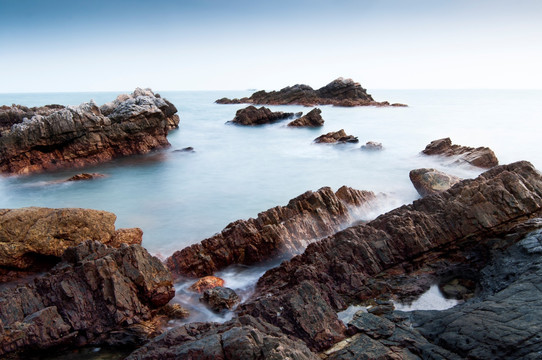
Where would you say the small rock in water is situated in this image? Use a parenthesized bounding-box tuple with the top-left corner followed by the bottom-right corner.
(66, 173, 106, 181)
(314, 129, 358, 144)
(409, 168, 462, 197)
(174, 147, 195, 153)
(200, 286, 240, 312)
(189, 275, 225, 293)
(360, 141, 383, 151)
(287, 108, 324, 127)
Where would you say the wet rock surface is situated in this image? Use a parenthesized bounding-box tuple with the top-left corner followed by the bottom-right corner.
(409, 168, 462, 197)
(216, 78, 404, 107)
(189, 276, 225, 293)
(0, 207, 142, 271)
(166, 186, 377, 278)
(422, 137, 499, 168)
(287, 108, 324, 127)
(314, 129, 358, 144)
(228, 105, 294, 125)
(0, 240, 175, 358)
(0, 88, 179, 174)
(200, 287, 240, 312)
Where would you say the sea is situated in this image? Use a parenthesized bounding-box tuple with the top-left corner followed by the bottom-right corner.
(1, 89, 542, 331)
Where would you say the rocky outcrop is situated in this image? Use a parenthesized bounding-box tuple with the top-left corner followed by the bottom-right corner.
(360, 141, 383, 151)
(0, 207, 142, 270)
(228, 105, 294, 125)
(125, 315, 318, 360)
(422, 137, 499, 168)
(0, 88, 180, 174)
(409, 168, 462, 197)
(0, 104, 65, 134)
(216, 78, 406, 107)
(0, 240, 175, 358)
(287, 108, 324, 127)
(201, 287, 240, 312)
(237, 161, 542, 351)
(314, 129, 358, 144)
(166, 186, 377, 278)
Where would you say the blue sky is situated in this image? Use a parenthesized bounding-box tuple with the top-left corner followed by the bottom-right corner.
(1, 0, 541, 92)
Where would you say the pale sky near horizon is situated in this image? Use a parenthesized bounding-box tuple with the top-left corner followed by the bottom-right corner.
(1, 0, 541, 92)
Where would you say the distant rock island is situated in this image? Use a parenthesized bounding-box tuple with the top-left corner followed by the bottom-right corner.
(216, 77, 407, 107)
(0, 88, 179, 175)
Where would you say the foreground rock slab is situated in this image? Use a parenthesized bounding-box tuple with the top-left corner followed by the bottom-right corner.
(422, 137, 498, 168)
(0, 207, 142, 270)
(216, 78, 406, 107)
(409, 168, 462, 197)
(0, 240, 175, 358)
(166, 186, 377, 278)
(0, 88, 179, 174)
(228, 105, 294, 126)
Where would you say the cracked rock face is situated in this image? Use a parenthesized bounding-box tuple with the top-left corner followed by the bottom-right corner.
(0, 88, 179, 174)
(0, 240, 175, 358)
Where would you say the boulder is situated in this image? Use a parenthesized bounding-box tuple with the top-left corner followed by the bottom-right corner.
(422, 137, 499, 168)
(189, 276, 225, 293)
(0, 88, 180, 174)
(409, 168, 462, 197)
(0, 240, 175, 357)
(229, 105, 294, 125)
(166, 186, 377, 278)
(0, 207, 142, 271)
(360, 141, 383, 151)
(314, 129, 358, 144)
(200, 287, 240, 312)
(215, 78, 403, 107)
(288, 108, 324, 127)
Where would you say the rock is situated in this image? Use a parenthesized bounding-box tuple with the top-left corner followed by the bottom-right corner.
(174, 146, 195, 152)
(360, 141, 383, 151)
(288, 108, 324, 127)
(0, 240, 175, 357)
(0, 88, 179, 174)
(0, 207, 142, 271)
(125, 315, 319, 360)
(238, 161, 542, 351)
(409, 168, 462, 197)
(314, 129, 358, 144)
(216, 78, 401, 107)
(229, 105, 294, 125)
(422, 137, 499, 168)
(189, 276, 225, 293)
(66, 172, 106, 181)
(0, 104, 65, 134)
(166, 186, 377, 278)
(201, 287, 240, 312)
(157, 303, 190, 319)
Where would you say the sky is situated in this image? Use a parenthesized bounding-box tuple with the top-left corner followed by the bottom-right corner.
(1, 0, 541, 92)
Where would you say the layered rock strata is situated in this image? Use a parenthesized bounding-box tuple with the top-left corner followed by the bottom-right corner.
(287, 108, 324, 127)
(409, 168, 462, 197)
(216, 78, 406, 107)
(228, 105, 294, 125)
(166, 186, 377, 278)
(0, 207, 142, 271)
(422, 137, 498, 168)
(0, 88, 179, 174)
(0, 240, 175, 358)
(314, 129, 358, 144)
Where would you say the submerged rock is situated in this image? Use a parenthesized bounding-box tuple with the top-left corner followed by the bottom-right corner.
(216, 78, 403, 107)
(0, 240, 175, 358)
(422, 137, 499, 168)
(229, 105, 294, 125)
(201, 287, 240, 312)
(0, 207, 142, 271)
(287, 108, 324, 127)
(409, 168, 462, 197)
(360, 141, 383, 151)
(0, 88, 180, 175)
(314, 129, 358, 144)
(166, 186, 377, 278)
(66, 172, 106, 181)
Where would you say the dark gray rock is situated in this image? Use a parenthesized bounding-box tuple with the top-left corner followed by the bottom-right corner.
(201, 287, 240, 312)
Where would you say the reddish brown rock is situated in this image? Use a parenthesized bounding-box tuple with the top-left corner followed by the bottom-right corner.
(0, 207, 142, 271)
(314, 129, 358, 144)
(166, 186, 377, 278)
(288, 108, 324, 127)
(422, 137, 499, 168)
(238, 161, 542, 351)
(66, 173, 106, 181)
(0, 240, 175, 358)
(229, 105, 294, 125)
(409, 168, 462, 197)
(0, 88, 179, 175)
(189, 276, 225, 293)
(216, 78, 405, 107)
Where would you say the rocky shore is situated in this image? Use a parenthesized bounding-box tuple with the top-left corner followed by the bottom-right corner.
(0, 88, 179, 175)
(216, 78, 407, 107)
